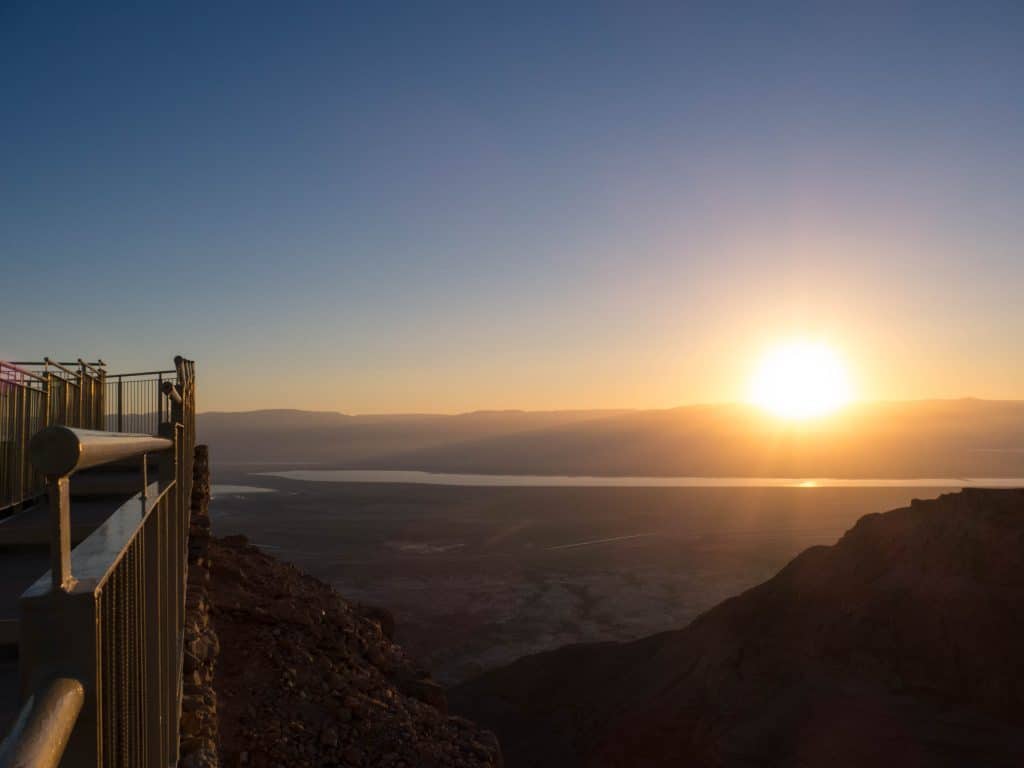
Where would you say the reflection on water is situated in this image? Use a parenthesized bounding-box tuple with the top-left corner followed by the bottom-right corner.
(211, 484, 277, 498)
(255, 469, 1024, 489)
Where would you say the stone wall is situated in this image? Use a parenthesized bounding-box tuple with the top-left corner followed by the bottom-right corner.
(179, 445, 220, 768)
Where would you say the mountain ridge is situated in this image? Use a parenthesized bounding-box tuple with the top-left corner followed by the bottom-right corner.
(198, 398, 1024, 419)
(200, 400, 1024, 478)
(450, 488, 1024, 767)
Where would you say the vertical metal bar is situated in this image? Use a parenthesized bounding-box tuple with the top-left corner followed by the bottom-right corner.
(0, 377, 6, 505)
(23, 379, 30, 498)
(64, 372, 70, 426)
(106, 573, 117, 765)
(77, 363, 85, 428)
(98, 583, 107, 765)
(157, 423, 180, 762)
(12, 383, 24, 507)
(114, 570, 121, 765)
(120, 564, 128, 767)
(117, 377, 123, 432)
(163, 494, 173, 761)
(4, 376, 9, 509)
(47, 475, 74, 591)
(135, 540, 144, 766)
(143, 505, 165, 767)
(42, 372, 51, 430)
(135, 530, 145, 764)
(2, 377, 8, 505)
(97, 367, 105, 431)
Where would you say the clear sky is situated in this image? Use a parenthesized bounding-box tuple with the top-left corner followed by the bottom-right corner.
(2, 2, 1022, 413)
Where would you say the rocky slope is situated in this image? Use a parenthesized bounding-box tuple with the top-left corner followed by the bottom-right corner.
(180, 445, 221, 768)
(451, 489, 1024, 767)
(209, 533, 502, 767)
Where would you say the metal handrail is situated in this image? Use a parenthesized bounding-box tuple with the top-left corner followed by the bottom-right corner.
(9, 362, 105, 366)
(29, 428, 175, 593)
(29, 427, 173, 477)
(105, 369, 175, 378)
(8, 362, 105, 371)
(0, 363, 48, 384)
(36, 360, 77, 378)
(0, 678, 84, 768)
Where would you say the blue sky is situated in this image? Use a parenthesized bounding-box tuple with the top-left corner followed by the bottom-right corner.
(2, 2, 1022, 412)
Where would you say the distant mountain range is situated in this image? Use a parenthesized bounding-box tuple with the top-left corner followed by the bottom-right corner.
(199, 400, 1024, 477)
(450, 489, 1024, 767)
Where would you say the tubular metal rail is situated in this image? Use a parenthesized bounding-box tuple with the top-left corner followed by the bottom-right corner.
(0, 356, 196, 768)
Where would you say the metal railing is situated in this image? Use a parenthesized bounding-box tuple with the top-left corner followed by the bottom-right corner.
(0, 361, 185, 515)
(105, 370, 177, 437)
(0, 360, 108, 514)
(0, 356, 196, 768)
(0, 364, 49, 515)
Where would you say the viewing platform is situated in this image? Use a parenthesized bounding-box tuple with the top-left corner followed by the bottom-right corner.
(0, 357, 196, 767)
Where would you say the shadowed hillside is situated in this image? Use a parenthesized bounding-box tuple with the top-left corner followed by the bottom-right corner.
(210, 533, 503, 767)
(450, 489, 1024, 767)
(200, 401, 1024, 478)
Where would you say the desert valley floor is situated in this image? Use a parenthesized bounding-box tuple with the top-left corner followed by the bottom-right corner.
(208, 466, 954, 684)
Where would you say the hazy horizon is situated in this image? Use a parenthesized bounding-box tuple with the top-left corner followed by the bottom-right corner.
(197, 395, 1024, 418)
(199, 399, 1024, 479)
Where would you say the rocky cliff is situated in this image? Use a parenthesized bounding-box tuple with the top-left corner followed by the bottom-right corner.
(208, 531, 502, 767)
(180, 445, 222, 768)
(451, 489, 1024, 767)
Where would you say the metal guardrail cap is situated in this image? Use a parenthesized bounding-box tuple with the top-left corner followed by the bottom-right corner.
(29, 427, 84, 476)
(30, 426, 174, 477)
(0, 676, 85, 768)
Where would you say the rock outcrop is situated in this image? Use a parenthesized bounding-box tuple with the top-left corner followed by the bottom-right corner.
(451, 489, 1024, 767)
(209, 533, 502, 767)
(180, 445, 221, 768)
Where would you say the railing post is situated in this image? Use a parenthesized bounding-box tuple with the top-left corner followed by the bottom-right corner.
(76, 363, 85, 428)
(47, 475, 74, 593)
(0, 379, 7, 506)
(117, 376, 123, 432)
(96, 367, 105, 431)
(21, 382, 31, 503)
(157, 422, 182, 764)
(11, 383, 24, 509)
(60, 374, 68, 427)
(42, 372, 51, 431)
(143, 486, 168, 767)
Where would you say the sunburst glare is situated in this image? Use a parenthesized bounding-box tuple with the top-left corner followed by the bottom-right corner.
(749, 340, 852, 420)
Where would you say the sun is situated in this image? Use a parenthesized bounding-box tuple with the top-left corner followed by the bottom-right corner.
(748, 340, 852, 420)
